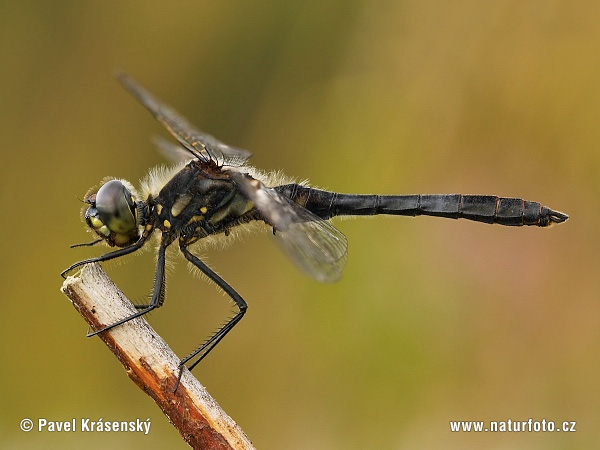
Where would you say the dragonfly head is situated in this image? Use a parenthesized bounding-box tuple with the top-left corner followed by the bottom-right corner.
(83, 179, 141, 247)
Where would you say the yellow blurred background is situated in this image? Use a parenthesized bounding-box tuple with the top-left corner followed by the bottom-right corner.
(1, 1, 597, 448)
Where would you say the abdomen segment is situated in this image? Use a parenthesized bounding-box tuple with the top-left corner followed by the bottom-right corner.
(275, 185, 568, 227)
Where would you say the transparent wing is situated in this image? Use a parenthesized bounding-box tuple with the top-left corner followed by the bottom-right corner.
(197, 130, 252, 167)
(117, 72, 252, 167)
(230, 172, 348, 282)
(152, 136, 194, 163)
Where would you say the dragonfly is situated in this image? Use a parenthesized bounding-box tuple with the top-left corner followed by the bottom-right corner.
(62, 72, 568, 390)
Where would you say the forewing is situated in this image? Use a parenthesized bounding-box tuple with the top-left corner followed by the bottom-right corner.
(117, 72, 251, 166)
(199, 132, 252, 167)
(152, 136, 194, 163)
(230, 172, 348, 282)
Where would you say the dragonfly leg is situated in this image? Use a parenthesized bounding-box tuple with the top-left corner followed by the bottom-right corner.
(175, 242, 247, 392)
(86, 242, 167, 337)
(61, 229, 152, 278)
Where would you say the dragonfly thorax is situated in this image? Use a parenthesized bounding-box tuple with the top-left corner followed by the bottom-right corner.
(152, 163, 255, 241)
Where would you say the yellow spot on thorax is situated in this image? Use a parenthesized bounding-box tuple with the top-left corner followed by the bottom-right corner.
(187, 215, 205, 225)
(171, 194, 192, 217)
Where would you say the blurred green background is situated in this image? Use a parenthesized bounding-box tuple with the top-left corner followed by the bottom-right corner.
(1, 1, 597, 448)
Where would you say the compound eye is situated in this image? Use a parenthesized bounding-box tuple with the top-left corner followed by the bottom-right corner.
(95, 180, 137, 233)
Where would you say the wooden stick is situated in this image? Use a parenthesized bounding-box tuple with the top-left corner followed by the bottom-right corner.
(61, 263, 255, 450)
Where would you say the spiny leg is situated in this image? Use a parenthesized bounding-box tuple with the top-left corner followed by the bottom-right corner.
(61, 229, 152, 278)
(70, 238, 103, 248)
(87, 241, 167, 337)
(175, 242, 247, 392)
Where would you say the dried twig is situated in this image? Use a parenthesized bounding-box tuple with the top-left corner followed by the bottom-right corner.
(61, 263, 255, 450)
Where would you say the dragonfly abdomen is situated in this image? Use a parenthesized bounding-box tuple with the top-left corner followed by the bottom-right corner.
(276, 185, 568, 227)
